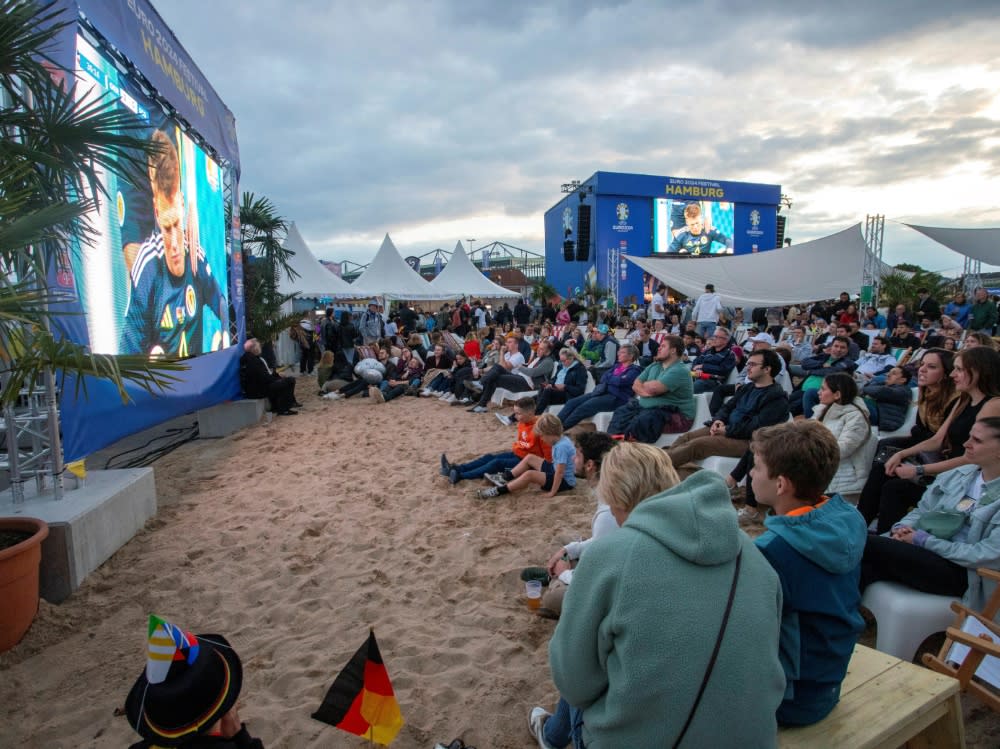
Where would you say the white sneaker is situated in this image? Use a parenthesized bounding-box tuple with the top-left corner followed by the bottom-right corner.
(420, 388, 433, 397)
(495, 413, 513, 426)
(322, 392, 342, 400)
(368, 385, 385, 404)
(528, 707, 555, 749)
(440, 393, 456, 403)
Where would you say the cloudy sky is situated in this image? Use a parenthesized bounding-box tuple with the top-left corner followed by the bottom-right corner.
(155, 0, 1000, 276)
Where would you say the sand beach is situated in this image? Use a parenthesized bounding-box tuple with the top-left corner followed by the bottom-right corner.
(1, 377, 998, 747)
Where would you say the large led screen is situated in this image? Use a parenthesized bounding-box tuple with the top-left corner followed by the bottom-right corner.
(68, 35, 230, 357)
(652, 198, 734, 255)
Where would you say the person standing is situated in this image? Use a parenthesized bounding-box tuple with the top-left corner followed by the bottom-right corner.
(649, 282, 667, 324)
(692, 283, 724, 338)
(359, 299, 384, 345)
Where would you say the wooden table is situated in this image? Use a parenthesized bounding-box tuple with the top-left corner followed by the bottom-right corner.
(779, 644, 965, 748)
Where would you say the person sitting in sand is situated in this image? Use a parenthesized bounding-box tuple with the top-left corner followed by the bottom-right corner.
(521, 432, 616, 617)
(124, 615, 264, 748)
(425, 349, 472, 401)
(476, 414, 575, 499)
(370, 349, 423, 404)
(324, 348, 389, 401)
(442, 397, 551, 484)
(239, 338, 299, 416)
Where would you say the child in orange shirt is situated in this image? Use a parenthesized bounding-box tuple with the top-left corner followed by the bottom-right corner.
(441, 397, 551, 484)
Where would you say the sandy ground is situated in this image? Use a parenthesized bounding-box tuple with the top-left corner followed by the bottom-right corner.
(1, 375, 998, 747)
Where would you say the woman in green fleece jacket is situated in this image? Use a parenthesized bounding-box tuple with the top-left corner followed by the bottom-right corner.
(543, 444, 786, 748)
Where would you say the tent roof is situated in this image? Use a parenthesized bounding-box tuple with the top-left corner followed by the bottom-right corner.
(428, 242, 519, 298)
(347, 234, 441, 300)
(903, 224, 1000, 267)
(627, 224, 874, 307)
(278, 223, 356, 298)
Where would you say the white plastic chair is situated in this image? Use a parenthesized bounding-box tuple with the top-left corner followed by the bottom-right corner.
(491, 387, 538, 407)
(861, 581, 957, 662)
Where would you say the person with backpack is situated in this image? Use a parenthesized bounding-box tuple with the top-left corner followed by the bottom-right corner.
(320, 308, 340, 353)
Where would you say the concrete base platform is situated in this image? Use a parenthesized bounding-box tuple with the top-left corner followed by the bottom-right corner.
(197, 399, 267, 438)
(0, 468, 156, 602)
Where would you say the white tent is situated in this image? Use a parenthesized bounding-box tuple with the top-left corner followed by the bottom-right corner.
(347, 234, 441, 300)
(428, 241, 519, 298)
(903, 224, 1000, 267)
(278, 222, 357, 298)
(627, 224, 877, 307)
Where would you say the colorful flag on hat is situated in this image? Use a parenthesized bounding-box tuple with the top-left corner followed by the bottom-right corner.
(312, 630, 404, 745)
(145, 615, 199, 684)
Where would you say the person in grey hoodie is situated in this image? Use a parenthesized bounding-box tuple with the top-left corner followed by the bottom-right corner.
(692, 282, 724, 338)
(534, 444, 785, 749)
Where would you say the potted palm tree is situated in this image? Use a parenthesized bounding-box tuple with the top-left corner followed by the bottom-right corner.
(1, 0, 185, 649)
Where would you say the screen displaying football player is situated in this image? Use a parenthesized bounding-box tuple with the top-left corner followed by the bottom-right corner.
(668, 203, 732, 255)
(120, 129, 226, 358)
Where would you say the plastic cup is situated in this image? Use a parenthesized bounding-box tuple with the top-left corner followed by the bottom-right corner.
(525, 580, 542, 609)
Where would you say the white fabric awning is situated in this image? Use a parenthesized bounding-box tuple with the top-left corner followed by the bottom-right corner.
(428, 241, 519, 298)
(627, 224, 874, 307)
(903, 224, 1000, 267)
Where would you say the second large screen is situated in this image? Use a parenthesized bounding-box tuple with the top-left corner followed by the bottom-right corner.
(67, 35, 230, 358)
(652, 198, 734, 255)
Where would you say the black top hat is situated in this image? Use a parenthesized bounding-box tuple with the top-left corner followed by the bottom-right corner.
(125, 631, 243, 746)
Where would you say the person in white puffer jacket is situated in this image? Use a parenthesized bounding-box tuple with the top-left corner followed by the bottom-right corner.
(812, 373, 878, 495)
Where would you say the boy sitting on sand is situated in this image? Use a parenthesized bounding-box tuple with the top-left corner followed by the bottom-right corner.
(476, 414, 575, 499)
(750, 420, 867, 726)
(441, 397, 551, 484)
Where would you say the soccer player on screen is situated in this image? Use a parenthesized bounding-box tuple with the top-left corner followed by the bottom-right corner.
(120, 129, 226, 358)
(668, 202, 732, 255)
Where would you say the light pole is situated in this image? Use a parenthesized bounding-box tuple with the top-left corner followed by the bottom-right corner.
(467, 238, 476, 255)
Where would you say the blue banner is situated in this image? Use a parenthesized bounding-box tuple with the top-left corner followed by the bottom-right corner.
(72, 0, 239, 167)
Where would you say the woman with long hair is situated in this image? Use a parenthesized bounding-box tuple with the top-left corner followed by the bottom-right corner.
(857, 349, 955, 529)
(861, 416, 1000, 611)
(813, 373, 877, 495)
(861, 347, 1000, 532)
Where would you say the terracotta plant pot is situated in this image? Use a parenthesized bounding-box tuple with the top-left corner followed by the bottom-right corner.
(0, 516, 49, 652)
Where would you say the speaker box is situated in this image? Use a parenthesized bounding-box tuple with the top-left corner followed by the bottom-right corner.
(776, 214, 787, 248)
(563, 240, 575, 262)
(576, 205, 591, 261)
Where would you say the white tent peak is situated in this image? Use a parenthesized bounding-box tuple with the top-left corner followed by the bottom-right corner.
(278, 222, 355, 298)
(348, 233, 440, 300)
(428, 241, 519, 298)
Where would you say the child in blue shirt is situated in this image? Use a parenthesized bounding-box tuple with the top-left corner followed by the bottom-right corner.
(477, 414, 576, 499)
(750, 420, 868, 726)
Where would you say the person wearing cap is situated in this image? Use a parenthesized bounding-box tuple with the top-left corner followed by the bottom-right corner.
(359, 299, 384, 345)
(692, 283, 724, 339)
(583, 324, 620, 380)
(125, 615, 264, 748)
(690, 327, 737, 395)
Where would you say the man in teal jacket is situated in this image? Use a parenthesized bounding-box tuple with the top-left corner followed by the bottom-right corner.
(548, 469, 785, 748)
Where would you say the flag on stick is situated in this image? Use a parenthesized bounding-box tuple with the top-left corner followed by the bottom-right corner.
(312, 630, 404, 745)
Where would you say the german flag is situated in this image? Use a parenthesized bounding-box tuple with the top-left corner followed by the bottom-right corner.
(312, 630, 404, 745)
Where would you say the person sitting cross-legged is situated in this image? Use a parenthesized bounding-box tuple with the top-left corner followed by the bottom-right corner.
(556, 344, 642, 430)
(442, 397, 550, 484)
(666, 348, 788, 472)
(751, 419, 868, 726)
(606, 334, 695, 443)
(477, 414, 575, 499)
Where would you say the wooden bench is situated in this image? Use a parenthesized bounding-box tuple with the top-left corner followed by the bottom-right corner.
(779, 644, 964, 748)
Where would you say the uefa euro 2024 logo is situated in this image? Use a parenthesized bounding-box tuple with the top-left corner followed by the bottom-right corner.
(616, 203, 629, 223)
(750, 209, 761, 229)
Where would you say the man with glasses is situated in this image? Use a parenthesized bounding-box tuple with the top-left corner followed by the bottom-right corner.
(665, 349, 789, 472)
